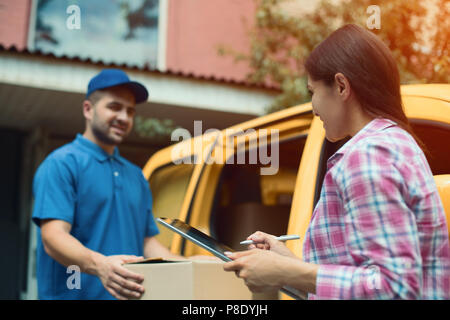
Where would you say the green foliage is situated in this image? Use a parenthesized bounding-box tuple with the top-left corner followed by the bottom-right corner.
(218, 0, 449, 113)
(133, 116, 179, 140)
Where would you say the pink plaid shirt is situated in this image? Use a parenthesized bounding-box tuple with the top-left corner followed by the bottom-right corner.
(303, 118, 450, 299)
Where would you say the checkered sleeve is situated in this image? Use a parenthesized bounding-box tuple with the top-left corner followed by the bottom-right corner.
(314, 142, 423, 299)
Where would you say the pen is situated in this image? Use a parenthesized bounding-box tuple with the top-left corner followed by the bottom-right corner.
(240, 235, 300, 245)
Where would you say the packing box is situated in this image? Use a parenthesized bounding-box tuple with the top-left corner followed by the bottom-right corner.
(124, 258, 253, 300)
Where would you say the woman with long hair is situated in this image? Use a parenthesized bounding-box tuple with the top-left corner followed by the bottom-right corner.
(223, 24, 450, 299)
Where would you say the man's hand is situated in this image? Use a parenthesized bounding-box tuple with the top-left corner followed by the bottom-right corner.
(41, 219, 148, 300)
(95, 255, 146, 300)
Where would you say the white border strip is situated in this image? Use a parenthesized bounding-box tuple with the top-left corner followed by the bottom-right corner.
(157, 0, 169, 72)
(26, 0, 38, 51)
(0, 51, 275, 115)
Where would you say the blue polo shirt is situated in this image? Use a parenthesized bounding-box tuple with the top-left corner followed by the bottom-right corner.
(32, 134, 159, 300)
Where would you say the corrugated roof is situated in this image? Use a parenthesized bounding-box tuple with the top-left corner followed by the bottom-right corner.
(0, 44, 280, 92)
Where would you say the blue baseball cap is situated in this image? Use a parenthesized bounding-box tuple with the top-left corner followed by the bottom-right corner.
(86, 69, 149, 104)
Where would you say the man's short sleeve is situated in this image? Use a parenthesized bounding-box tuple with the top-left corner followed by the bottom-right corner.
(32, 154, 77, 227)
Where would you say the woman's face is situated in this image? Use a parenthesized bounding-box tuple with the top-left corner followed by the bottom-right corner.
(307, 75, 351, 142)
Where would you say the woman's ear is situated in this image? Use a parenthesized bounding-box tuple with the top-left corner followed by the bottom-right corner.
(334, 73, 351, 100)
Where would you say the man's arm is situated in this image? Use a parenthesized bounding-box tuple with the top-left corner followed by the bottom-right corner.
(41, 219, 146, 300)
(143, 236, 187, 260)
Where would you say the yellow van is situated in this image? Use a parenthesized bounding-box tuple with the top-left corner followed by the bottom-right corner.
(143, 84, 450, 272)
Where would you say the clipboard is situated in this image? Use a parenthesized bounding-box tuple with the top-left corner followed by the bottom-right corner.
(156, 217, 305, 300)
(157, 217, 235, 261)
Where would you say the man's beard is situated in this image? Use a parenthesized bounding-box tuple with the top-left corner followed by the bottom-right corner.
(91, 117, 129, 146)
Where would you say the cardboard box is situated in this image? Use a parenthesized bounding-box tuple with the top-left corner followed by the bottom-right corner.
(124, 259, 253, 300)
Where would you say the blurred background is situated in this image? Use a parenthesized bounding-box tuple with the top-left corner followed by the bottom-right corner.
(0, 0, 447, 299)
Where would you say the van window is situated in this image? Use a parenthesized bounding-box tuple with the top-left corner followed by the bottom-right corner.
(209, 136, 306, 250)
(411, 120, 450, 175)
(313, 138, 349, 208)
(149, 163, 195, 247)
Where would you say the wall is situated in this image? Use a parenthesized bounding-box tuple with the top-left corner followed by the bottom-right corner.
(166, 0, 255, 82)
(0, 0, 31, 49)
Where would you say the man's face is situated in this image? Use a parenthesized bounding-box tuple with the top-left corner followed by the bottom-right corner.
(85, 86, 136, 146)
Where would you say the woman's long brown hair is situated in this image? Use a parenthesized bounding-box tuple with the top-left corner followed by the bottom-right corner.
(305, 24, 426, 151)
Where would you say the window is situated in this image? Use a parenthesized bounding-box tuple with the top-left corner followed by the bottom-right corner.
(314, 137, 349, 208)
(31, 0, 159, 68)
(149, 163, 194, 247)
(411, 120, 450, 175)
(209, 136, 306, 250)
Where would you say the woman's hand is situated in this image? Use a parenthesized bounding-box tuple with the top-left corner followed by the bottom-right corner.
(223, 249, 288, 293)
(245, 231, 297, 259)
(223, 249, 318, 295)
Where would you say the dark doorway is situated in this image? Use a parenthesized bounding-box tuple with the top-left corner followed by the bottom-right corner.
(0, 129, 25, 299)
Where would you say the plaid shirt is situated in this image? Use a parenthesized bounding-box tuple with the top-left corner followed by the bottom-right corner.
(303, 118, 450, 299)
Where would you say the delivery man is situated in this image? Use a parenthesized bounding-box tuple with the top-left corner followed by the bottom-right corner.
(32, 69, 186, 300)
